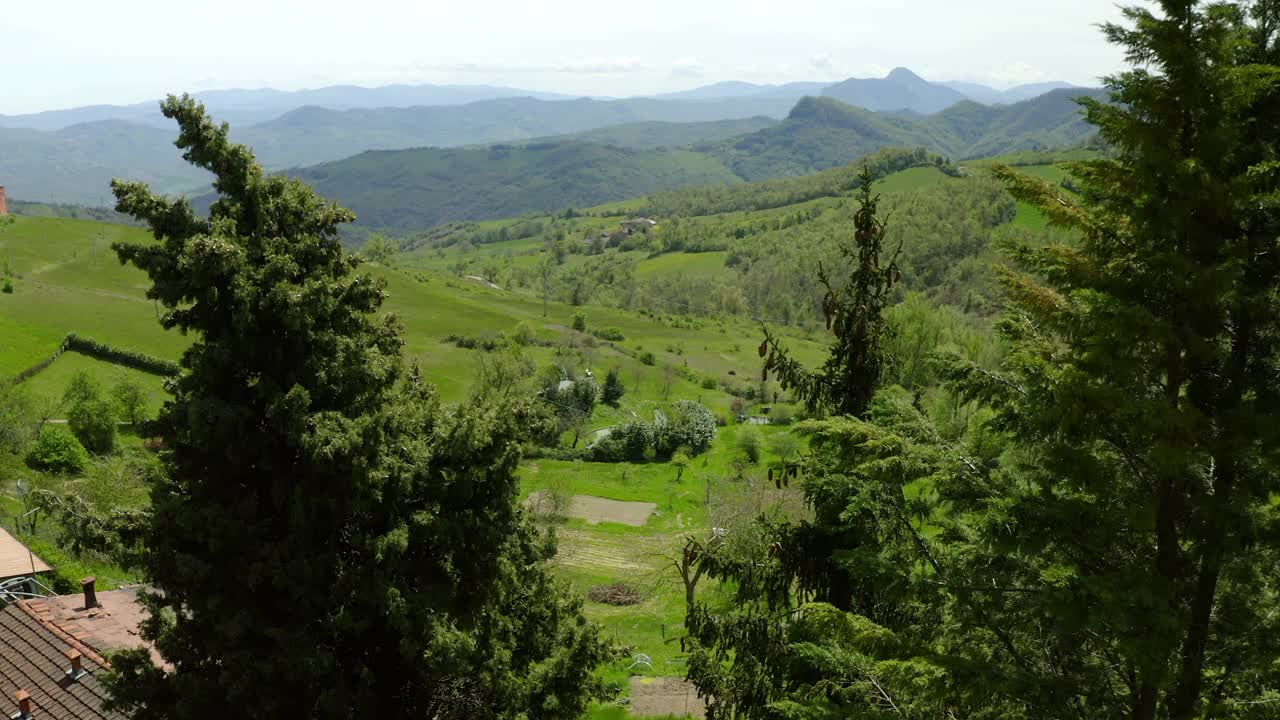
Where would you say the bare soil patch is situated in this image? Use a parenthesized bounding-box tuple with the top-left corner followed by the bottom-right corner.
(629, 676, 706, 718)
(525, 492, 656, 527)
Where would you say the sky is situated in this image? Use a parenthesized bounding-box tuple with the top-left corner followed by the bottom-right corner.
(5, 0, 1130, 114)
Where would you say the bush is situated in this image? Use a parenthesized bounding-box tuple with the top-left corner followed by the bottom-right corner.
(112, 374, 148, 425)
(655, 400, 717, 457)
(638, 351, 656, 366)
(68, 397, 118, 455)
(768, 404, 794, 426)
(737, 427, 763, 464)
(572, 311, 587, 332)
(26, 425, 90, 473)
(65, 334, 179, 376)
(1, 279, 12, 294)
(701, 376, 718, 390)
(590, 421, 655, 463)
(590, 327, 626, 342)
(512, 321, 535, 347)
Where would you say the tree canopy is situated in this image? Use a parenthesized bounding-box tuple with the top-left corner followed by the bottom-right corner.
(103, 95, 609, 720)
(684, 2, 1280, 718)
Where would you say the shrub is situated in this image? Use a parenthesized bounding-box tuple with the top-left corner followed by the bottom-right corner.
(512, 321, 535, 347)
(590, 327, 626, 342)
(112, 374, 148, 425)
(26, 425, 90, 473)
(68, 397, 118, 455)
(737, 427, 762, 464)
(701, 376, 718, 390)
(768, 404, 794, 426)
(1, 279, 12, 294)
(590, 421, 655, 463)
(639, 351, 656, 366)
(655, 400, 717, 457)
(572, 311, 587, 332)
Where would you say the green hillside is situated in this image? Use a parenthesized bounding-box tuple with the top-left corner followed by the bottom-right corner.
(702, 89, 1105, 180)
(535, 116, 778, 149)
(291, 141, 743, 230)
(0, 153, 1085, 717)
(0, 121, 210, 205)
(277, 92, 1101, 234)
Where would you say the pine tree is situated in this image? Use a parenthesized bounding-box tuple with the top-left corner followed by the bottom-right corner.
(759, 166, 902, 417)
(602, 367, 625, 407)
(103, 95, 608, 720)
(686, 3, 1280, 718)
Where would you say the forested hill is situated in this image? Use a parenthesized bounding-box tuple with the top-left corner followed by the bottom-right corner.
(705, 88, 1106, 180)
(285, 90, 1103, 231)
(290, 141, 743, 230)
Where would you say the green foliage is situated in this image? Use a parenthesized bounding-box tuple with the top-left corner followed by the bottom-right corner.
(2, 278, 12, 294)
(655, 400, 718, 456)
(111, 373, 148, 425)
(292, 141, 743, 231)
(25, 424, 89, 474)
(102, 95, 609, 720)
(359, 233, 398, 265)
(638, 351, 656, 366)
(735, 426, 762, 464)
(65, 334, 181, 376)
(62, 371, 117, 454)
(761, 167, 901, 416)
(601, 368, 625, 407)
(572, 311, 588, 332)
(686, 4, 1280, 718)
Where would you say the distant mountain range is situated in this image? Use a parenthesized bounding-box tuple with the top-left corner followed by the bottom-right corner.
(0, 68, 1097, 209)
(270, 89, 1104, 232)
(0, 69, 1081, 132)
(0, 84, 580, 131)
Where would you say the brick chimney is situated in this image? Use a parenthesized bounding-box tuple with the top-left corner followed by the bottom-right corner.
(13, 689, 32, 719)
(81, 577, 99, 609)
(0, 186, 7, 216)
(64, 648, 85, 681)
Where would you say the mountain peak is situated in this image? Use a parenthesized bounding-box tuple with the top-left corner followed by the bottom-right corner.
(886, 67, 925, 83)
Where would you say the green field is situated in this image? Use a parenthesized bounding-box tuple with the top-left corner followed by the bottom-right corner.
(0, 209, 826, 718)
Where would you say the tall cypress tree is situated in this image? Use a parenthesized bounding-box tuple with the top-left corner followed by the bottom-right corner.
(104, 96, 608, 719)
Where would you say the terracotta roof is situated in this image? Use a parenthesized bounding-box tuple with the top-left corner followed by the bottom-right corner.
(0, 528, 52, 581)
(0, 601, 126, 720)
(22, 588, 162, 670)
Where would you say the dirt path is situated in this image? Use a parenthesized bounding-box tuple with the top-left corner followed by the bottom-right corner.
(629, 677, 706, 718)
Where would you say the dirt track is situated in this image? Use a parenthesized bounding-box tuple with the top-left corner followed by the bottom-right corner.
(629, 676, 706, 718)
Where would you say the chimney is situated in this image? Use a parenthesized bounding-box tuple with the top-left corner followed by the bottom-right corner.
(81, 577, 99, 609)
(12, 689, 31, 720)
(64, 649, 85, 681)
(0, 186, 7, 216)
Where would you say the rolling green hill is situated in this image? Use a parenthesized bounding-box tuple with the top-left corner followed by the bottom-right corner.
(0, 121, 211, 205)
(290, 141, 743, 230)
(533, 117, 778, 149)
(702, 89, 1106, 180)
(276, 92, 1101, 233)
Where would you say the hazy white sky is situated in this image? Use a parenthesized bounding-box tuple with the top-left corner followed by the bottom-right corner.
(6, 0, 1130, 114)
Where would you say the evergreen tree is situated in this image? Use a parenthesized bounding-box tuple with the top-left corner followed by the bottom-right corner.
(602, 367, 625, 407)
(103, 95, 609, 720)
(759, 166, 902, 417)
(686, 3, 1280, 718)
